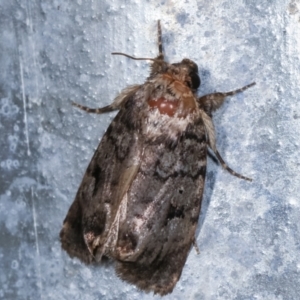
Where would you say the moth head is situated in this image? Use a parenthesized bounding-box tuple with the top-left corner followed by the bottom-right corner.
(171, 59, 201, 91)
(111, 53, 201, 91)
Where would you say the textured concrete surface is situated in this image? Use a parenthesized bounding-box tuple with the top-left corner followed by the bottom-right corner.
(1, 1, 300, 299)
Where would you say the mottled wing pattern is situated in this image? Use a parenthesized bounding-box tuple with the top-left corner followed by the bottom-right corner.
(114, 118, 207, 295)
(60, 90, 146, 263)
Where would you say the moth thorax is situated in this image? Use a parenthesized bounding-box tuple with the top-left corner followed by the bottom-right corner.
(148, 74, 197, 118)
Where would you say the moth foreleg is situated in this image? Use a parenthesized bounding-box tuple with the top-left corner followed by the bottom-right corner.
(219, 82, 256, 97)
(198, 82, 256, 115)
(214, 149, 252, 182)
(72, 85, 141, 114)
(72, 102, 118, 114)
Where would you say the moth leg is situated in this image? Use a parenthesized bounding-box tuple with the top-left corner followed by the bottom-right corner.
(193, 238, 200, 255)
(216, 82, 256, 98)
(71, 102, 117, 114)
(72, 85, 141, 114)
(214, 149, 252, 182)
(198, 82, 256, 115)
(157, 20, 164, 60)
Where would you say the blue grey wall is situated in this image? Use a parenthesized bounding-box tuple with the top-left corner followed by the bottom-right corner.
(1, 0, 300, 299)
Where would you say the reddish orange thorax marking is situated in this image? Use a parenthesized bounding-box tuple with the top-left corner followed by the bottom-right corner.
(148, 74, 196, 117)
(148, 98, 179, 117)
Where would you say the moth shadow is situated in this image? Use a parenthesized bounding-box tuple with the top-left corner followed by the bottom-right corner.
(90, 256, 114, 269)
(99, 256, 113, 266)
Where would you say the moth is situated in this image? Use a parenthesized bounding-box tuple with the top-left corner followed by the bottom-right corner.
(60, 21, 255, 295)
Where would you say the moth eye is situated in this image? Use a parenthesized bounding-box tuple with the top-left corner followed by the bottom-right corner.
(190, 73, 201, 90)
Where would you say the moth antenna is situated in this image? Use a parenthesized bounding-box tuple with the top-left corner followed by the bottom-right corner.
(157, 20, 164, 60)
(112, 20, 165, 62)
(111, 52, 155, 62)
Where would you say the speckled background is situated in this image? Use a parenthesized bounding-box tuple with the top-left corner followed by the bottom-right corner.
(1, 1, 300, 299)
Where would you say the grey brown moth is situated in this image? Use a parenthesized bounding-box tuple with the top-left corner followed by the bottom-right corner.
(60, 21, 255, 295)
